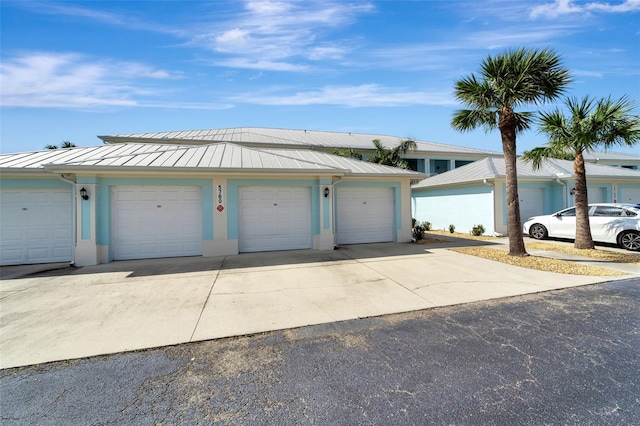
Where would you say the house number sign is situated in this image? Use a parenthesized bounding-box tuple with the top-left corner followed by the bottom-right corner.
(216, 184, 224, 212)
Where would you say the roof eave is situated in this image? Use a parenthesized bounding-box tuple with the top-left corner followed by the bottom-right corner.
(352, 172, 426, 179)
(41, 164, 350, 175)
(412, 178, 495, 190)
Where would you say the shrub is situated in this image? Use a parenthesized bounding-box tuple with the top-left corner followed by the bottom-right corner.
(412, 218, 417, 228)
(449, 224, 455, 233)
(422, 221, 432, 231)
(413, 224, 425, 241)
(471, 224, 485, 236)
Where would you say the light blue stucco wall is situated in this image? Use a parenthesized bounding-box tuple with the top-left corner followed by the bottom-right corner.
(319, 178, 332, 230)
(412, 185, 494, 234)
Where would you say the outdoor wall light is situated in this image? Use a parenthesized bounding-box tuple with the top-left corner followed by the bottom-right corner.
(323, 187, 330, 198)
(569, 187, 576, 196)
(80, 187, 89, 200)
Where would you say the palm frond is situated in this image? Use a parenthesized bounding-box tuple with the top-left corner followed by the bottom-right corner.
(451, 109, 498, 133)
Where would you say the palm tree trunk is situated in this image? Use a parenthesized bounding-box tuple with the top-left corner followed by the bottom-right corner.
(499, 109, 528, 256)
(573, 152, 595, 249)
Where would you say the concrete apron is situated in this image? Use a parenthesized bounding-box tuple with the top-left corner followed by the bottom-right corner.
(0, 243, 625, 369)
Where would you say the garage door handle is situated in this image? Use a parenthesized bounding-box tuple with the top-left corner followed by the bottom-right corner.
(273, 203, 278, 206)
(157, 205, 162, 208)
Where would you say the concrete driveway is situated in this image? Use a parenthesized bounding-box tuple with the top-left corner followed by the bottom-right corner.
(0, 241, 632, 369)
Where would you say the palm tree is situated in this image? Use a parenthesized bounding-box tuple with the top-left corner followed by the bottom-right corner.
(523, 95, 640, 249)
(451, 47, 571, 256)
(45, 140, 76, 150)
(331, 148, 363, 160)
(368, 139, 417, 169)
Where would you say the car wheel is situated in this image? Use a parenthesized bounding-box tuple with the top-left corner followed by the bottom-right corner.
(529, 224, 548, 240)
(618, 230, 640, 251)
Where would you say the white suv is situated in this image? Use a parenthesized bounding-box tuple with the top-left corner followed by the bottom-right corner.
(523, 203, 640, 251)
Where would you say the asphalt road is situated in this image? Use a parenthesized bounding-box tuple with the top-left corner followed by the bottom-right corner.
(2, 279, 639, 425)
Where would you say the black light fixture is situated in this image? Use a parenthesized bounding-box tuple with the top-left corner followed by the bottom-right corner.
(569, 187, 576, 196)
(80, 187, 89, 200)
(323, 187, 330, 198)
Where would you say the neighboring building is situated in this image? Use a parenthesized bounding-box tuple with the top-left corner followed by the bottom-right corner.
(0, 143, 423, 266)
(99, 127, 503, 176)
(583, 151, 640, 170)
(411, 157, 640, 236)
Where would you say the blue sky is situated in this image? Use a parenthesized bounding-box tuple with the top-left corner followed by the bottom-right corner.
(1, 0, 639, 155)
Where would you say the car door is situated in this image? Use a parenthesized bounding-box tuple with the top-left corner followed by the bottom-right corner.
(547, 207, 577, 238)
(589, 205, 631, 244)
(589, 206, 623, 241)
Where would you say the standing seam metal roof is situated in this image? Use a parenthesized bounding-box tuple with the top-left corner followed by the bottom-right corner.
(412, 157, 640, 189)
(98, 127, 501, 156)
(0, 143, 422, 177)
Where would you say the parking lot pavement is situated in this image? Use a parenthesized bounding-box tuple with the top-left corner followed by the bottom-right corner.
(0, 242, 626, 369)
(2, 279, 639, 424)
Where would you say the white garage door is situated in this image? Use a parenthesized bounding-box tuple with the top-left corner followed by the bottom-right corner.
(112, 186, 202, 260)
(0, 188, 73, 265)
(336, 187, 394, 245)
(238, 187, 312, 252)
(519, 188, 543, 222)
(618, 187, 640, 204)
(587, 187, 605, 203)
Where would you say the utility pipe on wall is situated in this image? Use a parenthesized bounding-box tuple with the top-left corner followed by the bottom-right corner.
(57, 174, 77, 266)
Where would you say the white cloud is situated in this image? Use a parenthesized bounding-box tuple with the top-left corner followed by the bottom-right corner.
(586, 0, 640, 12)
(228, 84, 456, 107)
(531, 0, 640, 18)
(0, 52, 182, 108)
(16, 1, 186, 37)
(193, 1, 375, 71)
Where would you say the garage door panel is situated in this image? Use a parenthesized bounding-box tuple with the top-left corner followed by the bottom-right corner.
(519, 188, 543, 222)
(619, 187, 640, 204)
(587, 187, 605, 203)
(0, 188, 73, 265)
(2, 229, 21, 241)
(112, 186, 202, 260)
(2, 249, 21, 262)
(28, 248, 49, 259)
(238, 187, 311, 252)
(336, 188, 394, 245)
(27, 229, 48, 240)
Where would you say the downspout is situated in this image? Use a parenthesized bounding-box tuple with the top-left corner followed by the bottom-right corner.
(331, 176, 343, 249)
(57, 174, 77, 266)
(555, 176, 567, 209)
(483, 179, 501, 237)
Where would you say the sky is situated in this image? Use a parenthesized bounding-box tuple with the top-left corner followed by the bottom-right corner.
(1, 0, 639, 155)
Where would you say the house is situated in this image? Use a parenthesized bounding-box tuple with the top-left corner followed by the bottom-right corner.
(411, 157, 640, 236)
(98, 127, 503, 176)
(0, 143, 424, 266)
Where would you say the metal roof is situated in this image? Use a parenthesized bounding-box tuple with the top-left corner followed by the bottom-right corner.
(412, 157, 640, 189)
(582, 150, 640, 162)
(98, 127, 501, 156)
(264, 149, 423, 177)
(0, 143, 423, 178)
